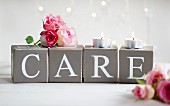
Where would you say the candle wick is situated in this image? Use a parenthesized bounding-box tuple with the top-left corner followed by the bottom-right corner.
(133, 37, 134, 40)
(101, 32, 104, 39)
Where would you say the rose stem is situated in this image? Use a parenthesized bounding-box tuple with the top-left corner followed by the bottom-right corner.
(34, 40, 40, 45)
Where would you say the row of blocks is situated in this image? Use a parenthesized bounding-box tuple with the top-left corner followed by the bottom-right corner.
(11, 45, 153, 83)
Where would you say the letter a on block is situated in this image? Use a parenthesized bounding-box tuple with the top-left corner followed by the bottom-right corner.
(22, 54, 40, 78)
(91, 55, 113, 78)
(54, 54, 78, 77)
(127, 57, 145, 79)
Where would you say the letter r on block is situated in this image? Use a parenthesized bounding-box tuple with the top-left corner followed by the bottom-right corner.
(91, 55, 113, 78)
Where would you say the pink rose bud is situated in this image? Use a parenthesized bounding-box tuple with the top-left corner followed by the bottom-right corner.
(40, 30, 58, 47)
(132, 85, 154, 99)
(43, 14, 65, 31)
(156, 80, 170, 104)
(132, 86, 142, 99)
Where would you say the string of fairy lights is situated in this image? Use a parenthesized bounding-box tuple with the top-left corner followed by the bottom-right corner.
(36, 0, 151, 43)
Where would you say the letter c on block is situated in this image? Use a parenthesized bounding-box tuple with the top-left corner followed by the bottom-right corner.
(21, 54, 40, 78)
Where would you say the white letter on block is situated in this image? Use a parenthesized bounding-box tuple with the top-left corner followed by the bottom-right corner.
(91, 55, 113, 78)
(127, 57, 145, 79)
(55, 54, 77, 77)
(22, 54, 40, 78)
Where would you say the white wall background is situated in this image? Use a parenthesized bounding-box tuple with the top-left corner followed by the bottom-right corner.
(1, 0, 170, 65)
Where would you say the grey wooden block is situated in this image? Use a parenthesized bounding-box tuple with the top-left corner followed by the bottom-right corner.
(119, 46, 153, 83)
(83, 45, 118, 83)
(11, 45, 48, 83)
(49, 45, 83, 82)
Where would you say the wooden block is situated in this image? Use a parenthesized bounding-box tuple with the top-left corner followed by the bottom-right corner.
(11, 45, 48, 83)
(83, 45, 118, 83)
(49, 45, 83, 82)
(119, 46, 153, 83)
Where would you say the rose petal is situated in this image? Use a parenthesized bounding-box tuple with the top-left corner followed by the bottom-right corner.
(145, 85, 155, 99)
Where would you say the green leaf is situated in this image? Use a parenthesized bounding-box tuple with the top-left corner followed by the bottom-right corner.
(136, 79, 146, 84)
(25, 36, 34, 44)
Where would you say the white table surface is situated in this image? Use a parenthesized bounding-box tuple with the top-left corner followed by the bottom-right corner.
(0, 62, 170, 106)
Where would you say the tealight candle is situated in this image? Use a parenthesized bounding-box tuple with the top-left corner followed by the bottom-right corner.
(93, 32, 112, 48)
(124, 32, 143, 49)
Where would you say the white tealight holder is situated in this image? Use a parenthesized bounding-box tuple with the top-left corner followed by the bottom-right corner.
(93, 37, 112, 48)
(93, 32, 112, 48)
(124, 32, 144, 49)
(125, 38, 143, 49)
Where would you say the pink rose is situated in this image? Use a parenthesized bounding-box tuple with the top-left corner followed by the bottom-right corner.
(132, 85, 155, 99)
(132, 86, 142, 99)
(156, 80, 170, 104)
(40, 30, 58, 47)
(57, 26, 78, 46)
(43, 14, 65, 31)
(145, 68, 165, 86)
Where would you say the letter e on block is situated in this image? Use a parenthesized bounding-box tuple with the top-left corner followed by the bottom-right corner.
(119, 46, 153, 83)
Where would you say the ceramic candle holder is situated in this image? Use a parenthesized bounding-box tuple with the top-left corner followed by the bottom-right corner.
(125, 38, 143, 49)
(93, 37, 112, 48)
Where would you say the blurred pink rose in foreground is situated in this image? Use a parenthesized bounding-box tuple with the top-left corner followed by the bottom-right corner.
(132, 65, 170, 104)
(156, 80, 170, 104)
(57, 26, 78, 47)
(132, 85, 155, 99)
(145, 66, 165, 86)
(43, 14, 65, 31)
